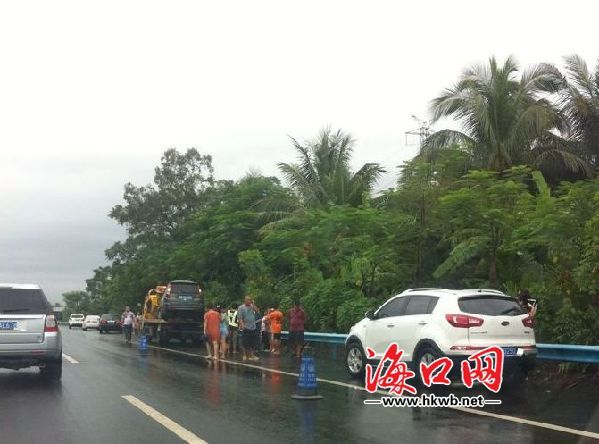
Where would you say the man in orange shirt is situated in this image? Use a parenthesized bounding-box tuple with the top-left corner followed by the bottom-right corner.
(203, 303, 221, 359)
(268, 305, 284, 355)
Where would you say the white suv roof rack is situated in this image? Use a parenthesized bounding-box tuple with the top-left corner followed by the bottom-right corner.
(471, 288, 505, 295)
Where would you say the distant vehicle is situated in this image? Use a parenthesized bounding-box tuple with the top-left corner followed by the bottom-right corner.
(345, 288, 536, 383)
(68, 314, 85, 329)
(99, 314, 122, 334)
(82, 315, 100, 331)
(0, 283, 62, 380)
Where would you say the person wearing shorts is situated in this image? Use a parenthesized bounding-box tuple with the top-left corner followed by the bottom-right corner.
(288, 301, 306, 358)
(238, 296, 259, 361)
(204, 304, 221, 359)
(218, 306, 229, 359)
(268, 305, 283, 355)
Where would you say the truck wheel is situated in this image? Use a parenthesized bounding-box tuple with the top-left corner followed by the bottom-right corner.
(157, 329, 169, 347)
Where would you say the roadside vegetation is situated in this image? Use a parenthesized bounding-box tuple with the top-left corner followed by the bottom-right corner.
(64, 55, 599, 346)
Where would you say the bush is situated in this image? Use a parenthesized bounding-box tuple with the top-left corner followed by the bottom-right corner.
(336, 296, 377, 332)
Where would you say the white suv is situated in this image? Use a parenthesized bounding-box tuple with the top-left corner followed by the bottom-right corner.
(345, 289, 536, 382)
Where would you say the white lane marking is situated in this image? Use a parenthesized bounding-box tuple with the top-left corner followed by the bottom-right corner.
(149, 345, 599, 440)
(453, 407, 599, 440)
(62, 353, 79, 364)
(122, 395, 207, 444)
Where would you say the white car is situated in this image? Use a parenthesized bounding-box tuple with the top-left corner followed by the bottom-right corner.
(345, 288, 536, 383)
(68, 314, 85, 329)
(82, 315, 100, 331)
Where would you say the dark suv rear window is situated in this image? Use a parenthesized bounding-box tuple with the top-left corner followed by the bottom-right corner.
(101, 314, 118, 320)
(0, 289, 49, 314)
(458, 296, 525, 316)
(170, 283, 199, 294)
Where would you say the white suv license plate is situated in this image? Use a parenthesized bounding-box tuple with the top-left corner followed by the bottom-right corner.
(0, 321, 17, 330)
(502, 347, 518, 356)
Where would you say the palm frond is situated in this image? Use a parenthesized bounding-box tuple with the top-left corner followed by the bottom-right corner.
(564, 54, 595, 98)
(420, 130, 476, 161)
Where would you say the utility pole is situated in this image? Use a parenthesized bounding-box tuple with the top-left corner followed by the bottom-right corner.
(404, 115, 432, 147)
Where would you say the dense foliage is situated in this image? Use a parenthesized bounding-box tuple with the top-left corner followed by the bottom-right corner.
(64, 55, 599, 346)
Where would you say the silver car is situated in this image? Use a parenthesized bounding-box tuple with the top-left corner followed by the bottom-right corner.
(0, 283, 62, 380)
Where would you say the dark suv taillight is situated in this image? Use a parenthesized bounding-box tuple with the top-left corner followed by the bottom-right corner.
(45, 314, 58, 333)
(445, 314, 484, 328)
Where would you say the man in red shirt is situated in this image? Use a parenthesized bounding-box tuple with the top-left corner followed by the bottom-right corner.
(268, 305, 283, 355)
(203, 303, 221, 359)
(288, 301, 306, 358)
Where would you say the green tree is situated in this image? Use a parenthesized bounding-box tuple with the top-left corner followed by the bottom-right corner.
(433, 167, 533, 288)
(166, 175, 291, 302)
(62, 290, 90, 315)
(109, 148, 215, 246)
(560, 54, 599, 170)
(391, 149, 471, 285)
(423, 56, 591, 182)
(278, 128, 385, 208)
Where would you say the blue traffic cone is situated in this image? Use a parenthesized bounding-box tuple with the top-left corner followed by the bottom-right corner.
(138, 334, 148, 352)
(292, 351, 323, 400)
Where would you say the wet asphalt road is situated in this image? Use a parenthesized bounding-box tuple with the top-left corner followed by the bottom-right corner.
(0, 328, 597, 444)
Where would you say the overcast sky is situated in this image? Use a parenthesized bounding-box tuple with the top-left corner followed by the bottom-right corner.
(0, 0, 596, 303)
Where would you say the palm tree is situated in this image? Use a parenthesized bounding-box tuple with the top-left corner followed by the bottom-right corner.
(559, 54, 599, 169)
(422, 56, 592, 182)
(278, 128, 385, 208)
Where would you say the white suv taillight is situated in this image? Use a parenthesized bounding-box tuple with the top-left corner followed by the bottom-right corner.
(522, 316, 534, 328)
(45, 314, 59, 333)
(445, 313, 484, 328)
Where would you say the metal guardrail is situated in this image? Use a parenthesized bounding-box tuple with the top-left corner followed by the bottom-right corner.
(282, 332, 599, 364)
(536, 344, 599, 364)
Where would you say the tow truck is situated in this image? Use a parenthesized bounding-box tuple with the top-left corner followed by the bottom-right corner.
(140, 280, 204, 347)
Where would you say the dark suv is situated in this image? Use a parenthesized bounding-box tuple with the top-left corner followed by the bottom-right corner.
(160, 280, 204, 321)
(0, 284, 62, 380)
(99, 314, 122, 334)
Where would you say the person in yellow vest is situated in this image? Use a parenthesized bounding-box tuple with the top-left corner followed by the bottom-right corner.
(226, 304, 239, 355)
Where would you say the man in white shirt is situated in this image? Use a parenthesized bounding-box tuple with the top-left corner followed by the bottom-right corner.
(121, 306, 135, 344)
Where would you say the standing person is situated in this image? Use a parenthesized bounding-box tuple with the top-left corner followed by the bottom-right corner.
(218, 305, 229, 359)
(121, 306, 135, 344)
(227, 304, 239, 354)
(268, 305, 284, 355)
(203, 303, 221, 359)
(262, 309, 271, 352)
(253, 301, 262, 356)
(237, 296, 259, 361)
(518, 289, 537, 319)
(288, 301, 306, 358)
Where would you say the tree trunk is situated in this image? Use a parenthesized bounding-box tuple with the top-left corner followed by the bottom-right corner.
(488, 252, 498, 288)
